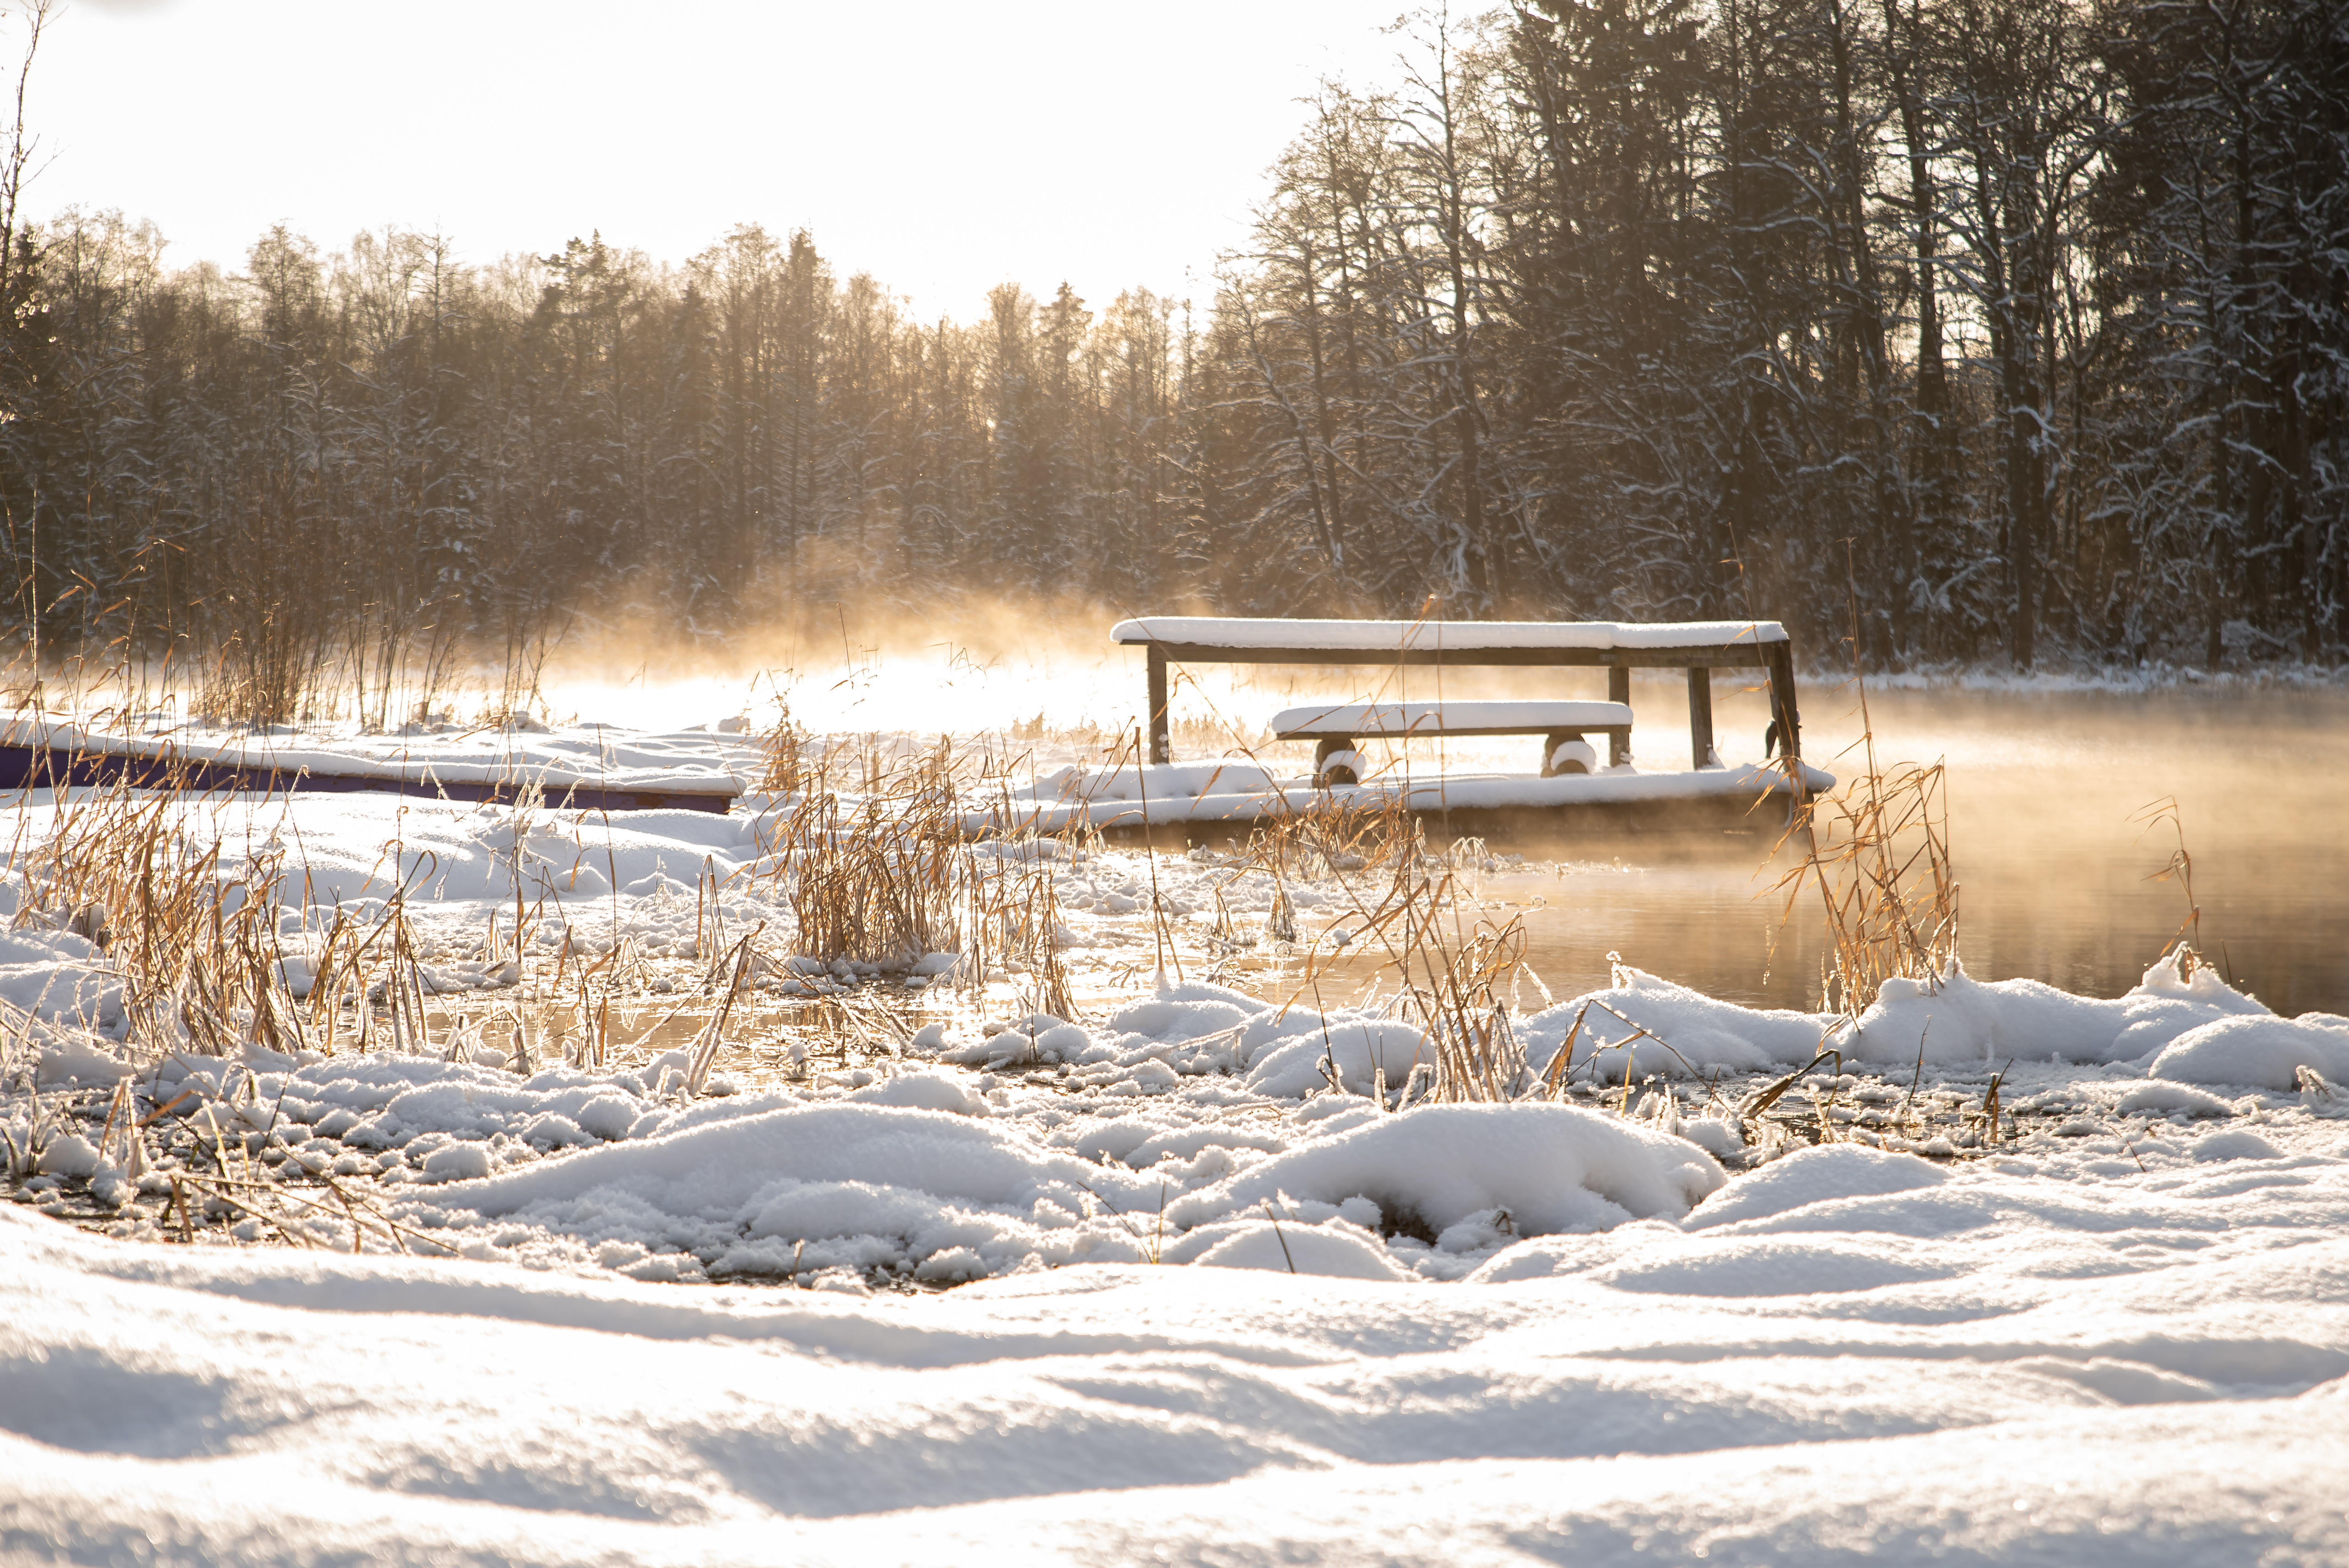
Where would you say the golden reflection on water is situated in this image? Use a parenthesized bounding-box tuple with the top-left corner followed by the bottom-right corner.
(1482, 683, 2349, 1016)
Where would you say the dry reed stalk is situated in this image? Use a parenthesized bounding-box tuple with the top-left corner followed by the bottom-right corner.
(754, 699, 806, 795)
(4, 763, 495, 1070)
(1245, 787, 1418, 887)
(10, 769, 295, 1060)
(972, 852, 1077, 1019)
(770, 746, 964, 964)
(1399, 896, 1534, 1104)
(1766, 572, 1960, 1018)
(1267, 828, 1531, 1104)
(2132, 796, 2211, 967)
(746, 731, 1081, 1006)
(1768, 755, 1960, 1016)
(684, 925, 763, 1095)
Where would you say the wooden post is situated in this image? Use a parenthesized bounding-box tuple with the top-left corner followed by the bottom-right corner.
(1762, 643, 1801, 760)
(1606, 663, 1630, 767)
(1146, 645, 1171, 764)
(1686, 667, 1714, 769)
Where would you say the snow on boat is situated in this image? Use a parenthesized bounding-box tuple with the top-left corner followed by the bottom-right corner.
(975, 616, 1834, 845)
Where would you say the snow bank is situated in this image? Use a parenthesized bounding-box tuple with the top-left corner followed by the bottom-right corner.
(384, 1088, 1727, 1284)
(1532, 952, 2349, 1090)
(8, 717, 750, 797)
(1840, 953, 2275, 1068)
(1027, 757, 1278, 806)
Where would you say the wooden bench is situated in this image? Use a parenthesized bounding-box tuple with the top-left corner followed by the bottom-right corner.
(1110, 616, 1804, 775)
(1270, 700, 1633, 784)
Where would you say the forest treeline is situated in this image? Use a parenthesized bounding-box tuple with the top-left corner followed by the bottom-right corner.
(3, 0, 2346, 719)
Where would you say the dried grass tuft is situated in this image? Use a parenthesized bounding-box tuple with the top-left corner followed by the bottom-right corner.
(1768, 572, 1959, 1018)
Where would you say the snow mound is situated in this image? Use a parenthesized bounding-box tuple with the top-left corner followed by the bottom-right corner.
(2189, 1129, 2285, 1163)
(1167, 1102, 1725, 1238)
(1191, 1219, 1411, 1281)
(2149, 1015, 2349, 1091)
(0, 926, 126, 1040)
(2116, 1080, 2238, 1118)
(1594, 1234, 1965, 1297)
(415, 1102, 1162, 1280)
(1244, 1018, 1433, 1098)
(158, 1051, 707, 1158)
(1686, 1144, 1948, 1231)
(1520, 968, 1823, 1079)
(1533, 953, 2333, 1087)
(33, 1034, 134, 1090)
(849, 1070, 990, 1116)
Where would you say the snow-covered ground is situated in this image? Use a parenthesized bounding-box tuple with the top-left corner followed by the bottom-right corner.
(4, 712, 2348, 1564)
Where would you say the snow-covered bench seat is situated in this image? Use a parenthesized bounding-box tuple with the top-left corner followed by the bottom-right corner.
(1110, 617, 1789, 658)
(1271, 700, 1633, 784)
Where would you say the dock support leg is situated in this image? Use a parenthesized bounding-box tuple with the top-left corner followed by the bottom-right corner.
(1762, 644, 1801, 761)
(1762, 642, 1807, 809)
(1606, 663, 1630, 767)
(1686, 667, 1714, 769)
(1146, 645, 1171, 764)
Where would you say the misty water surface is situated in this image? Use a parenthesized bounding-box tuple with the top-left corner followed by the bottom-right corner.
(552, 646, 2345, 1019)
(1488, 683, 2349, 1018)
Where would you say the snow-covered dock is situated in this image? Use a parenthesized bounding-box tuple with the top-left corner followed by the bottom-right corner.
(970, 756, 1837, 845)
(1075, 615, 1830, 843)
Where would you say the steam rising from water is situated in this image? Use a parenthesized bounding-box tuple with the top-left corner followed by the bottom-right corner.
(541, 609, 2347, 1016)
(539, 602, 1724, 764)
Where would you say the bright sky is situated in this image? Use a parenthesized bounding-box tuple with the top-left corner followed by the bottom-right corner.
(25, 0, 1414, 321)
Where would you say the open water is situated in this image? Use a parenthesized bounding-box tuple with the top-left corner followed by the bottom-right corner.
(1488, 682, 2349, 1018)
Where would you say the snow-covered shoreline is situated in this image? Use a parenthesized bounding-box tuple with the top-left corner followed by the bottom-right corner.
(4, 714, 2347, 1562)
